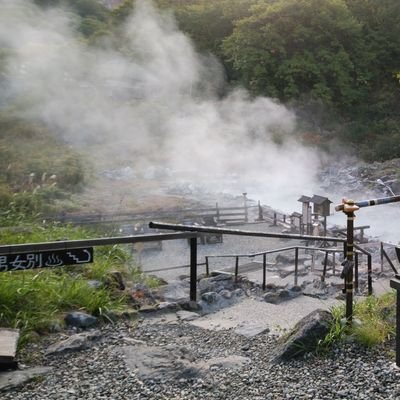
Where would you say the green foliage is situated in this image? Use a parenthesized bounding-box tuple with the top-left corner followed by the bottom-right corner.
(0, 269, 125, 345)
(317, 305, 348, 352)
(222, 0, 365, 108)
(322, 293, 396, 351)
(351, 292, 396, 347)
(0, 221, 132, 344)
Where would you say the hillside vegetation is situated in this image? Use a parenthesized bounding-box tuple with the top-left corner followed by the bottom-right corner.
(0, 0, 399, 214)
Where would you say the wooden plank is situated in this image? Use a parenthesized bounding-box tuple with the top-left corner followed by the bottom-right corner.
(0, 328, 19, 365)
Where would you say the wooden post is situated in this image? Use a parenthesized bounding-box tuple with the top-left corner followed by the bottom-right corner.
(294, 247, 299, 286)
(205, 256, 209, 277)
(190, 237, 197, 301)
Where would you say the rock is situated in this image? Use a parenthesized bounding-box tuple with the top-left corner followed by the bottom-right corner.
(119, 345, 203, 382)
(157, 302, 180, 311)
(64, 312, 98, 329)
(157, 281, 189, 303)
(219, 289, 232, 299)
(108, 271, 125, 290)
(235, 324, 270, 338)
(263, 292, 280, 304)
(201, 355, 251, 370)
(273, 309, 333, 362)
(45, 331, 102, 355)
(201, 292, 220, 304)
(179, 300, 202, 312)
(87, 280, 103, 289)
(0, 367, 52, 392)
(176, 310, 200, 321)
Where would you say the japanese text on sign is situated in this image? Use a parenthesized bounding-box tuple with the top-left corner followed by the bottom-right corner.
(0, 248, 93, 272)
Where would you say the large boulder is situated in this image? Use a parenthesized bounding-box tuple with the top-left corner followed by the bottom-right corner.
(273, 309, 333, 362)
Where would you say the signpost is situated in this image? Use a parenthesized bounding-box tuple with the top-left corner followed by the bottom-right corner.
(0, 248, 93, 272)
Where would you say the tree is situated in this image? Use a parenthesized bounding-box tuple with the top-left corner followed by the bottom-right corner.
(222, 0, 365, 109)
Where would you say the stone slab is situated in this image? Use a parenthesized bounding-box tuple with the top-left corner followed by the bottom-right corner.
(0, 329, 19, 365)
(0, 367, 52, 392)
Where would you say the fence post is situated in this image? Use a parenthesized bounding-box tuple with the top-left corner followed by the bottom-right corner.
(235, 256, 239, 282)
(258, 201, 264, 221)
(243, 193, 248, 223)
(390, 278, 400, 367)
(321, 251, 328, 282)
(368, 254, 372, 295)
(354, 252, 359, 292)
(332, 252, 336, 276)
(262, 253, 266, 291)
(205, 256, 209, 277)
(190, 237, 197, 301)
(294, 247, 299, 286)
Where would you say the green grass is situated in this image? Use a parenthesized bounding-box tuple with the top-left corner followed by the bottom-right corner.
(0, 220, 160, 347)
(321, 292, 396, 350)
(0, 268, 126, 346)
(351, 292, 396, 347)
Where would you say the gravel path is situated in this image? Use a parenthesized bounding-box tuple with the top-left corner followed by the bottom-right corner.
(3, 300, 400, 400)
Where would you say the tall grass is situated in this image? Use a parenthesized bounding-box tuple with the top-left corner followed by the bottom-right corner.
(0, 222, 147, 346)
(321, 292, 396, 350)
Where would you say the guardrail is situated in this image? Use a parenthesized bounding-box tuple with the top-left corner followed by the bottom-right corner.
(0, 232, 200, 301)
(205, 245, 373, 294)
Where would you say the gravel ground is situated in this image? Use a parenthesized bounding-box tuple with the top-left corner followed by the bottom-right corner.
(4, 310, 400, 400)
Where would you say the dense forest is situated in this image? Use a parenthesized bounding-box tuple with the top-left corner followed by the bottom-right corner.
(0, 0, 399, 214)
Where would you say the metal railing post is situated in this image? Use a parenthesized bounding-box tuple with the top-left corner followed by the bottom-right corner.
(354, 252, 359, 292)
(390, 279, 400, 367)
(190, 237, 197, 301)
(322, 251, 328, 283)
(262, 253, 266, 290)
(205, 256, 209, 277)
(368, 254, 372, 295)
(294, 247, 299, 286)
(235, 256, 239, 282)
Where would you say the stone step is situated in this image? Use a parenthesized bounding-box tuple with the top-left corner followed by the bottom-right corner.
(0, 328, 20, 370)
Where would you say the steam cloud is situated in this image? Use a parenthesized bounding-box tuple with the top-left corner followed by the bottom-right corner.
(0, 0, 326, 213)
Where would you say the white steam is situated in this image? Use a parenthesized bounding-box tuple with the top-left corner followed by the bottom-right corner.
(1, 0, 322, 212)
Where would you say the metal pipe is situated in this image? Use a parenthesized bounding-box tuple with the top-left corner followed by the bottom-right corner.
(262, 253, 266, 291)
(354, 252, 359, 292)
(190, 237, 197, 301)
(294, 247, 299, 286)
(322, 251, 328, 283)
(345, 208, 355, 323)
(148, 222, 344, 243)
(335, 195, 400, 212)
(368, 254, 372, 295)
(235, 256, 239, 282)
(0, 232, 197, 255)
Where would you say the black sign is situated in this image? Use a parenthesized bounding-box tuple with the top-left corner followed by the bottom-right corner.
(0, 248, 93, 272)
